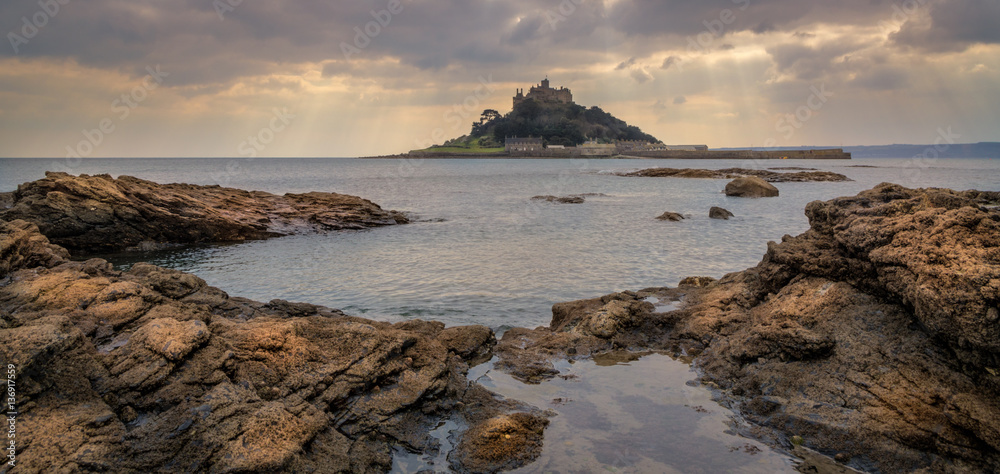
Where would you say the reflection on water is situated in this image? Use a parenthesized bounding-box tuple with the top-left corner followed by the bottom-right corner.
(465, 353, 797, 474)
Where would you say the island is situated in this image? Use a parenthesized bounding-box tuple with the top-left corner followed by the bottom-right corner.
(362, 78, 852, 160)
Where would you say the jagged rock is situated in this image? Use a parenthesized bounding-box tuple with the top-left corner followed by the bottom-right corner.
(531, 195, 585, 204)
(0, 219, 68, 277)
(656, 211, 685, 221)
(709, 207, 734, 219)
(0, 172, 409, 254)
(0, 224, 544, 473)
(678, 276, 716, 288)
(725, 176, 780, 198)
(492, 184, 1000, 473)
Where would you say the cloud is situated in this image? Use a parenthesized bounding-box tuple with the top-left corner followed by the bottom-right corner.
(767, 37, 874, 81)
(752, 21, 777, 34)
(661, 56, 681, 69)
(891, 0, 1000, 52)
(629, 66, 654, 83)
(616, 56, 637, 70)
(850, 67, 910, 90)
(0, 0, 998, 157)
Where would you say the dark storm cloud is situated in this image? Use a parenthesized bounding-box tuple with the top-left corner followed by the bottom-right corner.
(1, 0, 994, 89)
(891, 0, 1000, 52)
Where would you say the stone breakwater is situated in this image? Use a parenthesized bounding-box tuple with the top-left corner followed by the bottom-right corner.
(620, 167, 851, 182)
(0, 172, 409, 254)
(3, 173, 999, 473)
(493, 183, 1000, 473)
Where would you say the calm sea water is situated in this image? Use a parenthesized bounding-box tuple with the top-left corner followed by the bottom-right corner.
(2, 157, 998, 330)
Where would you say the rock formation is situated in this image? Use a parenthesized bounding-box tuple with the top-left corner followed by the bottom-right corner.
(623, 167, 850, 183)
(0, 172, 409, 254)
(493, 183, 1000, 472)
(0, 220, 546, 473)
(725, 176, 780, 198)
(709, 207, 734, 219)
(6, 173, 1000, 473)
(531, 195, 585, 204)
(530, 194, 605, 204)
(656, 211, 685, 221)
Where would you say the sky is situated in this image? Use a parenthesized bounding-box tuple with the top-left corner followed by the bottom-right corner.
(1, 0, 998, 158)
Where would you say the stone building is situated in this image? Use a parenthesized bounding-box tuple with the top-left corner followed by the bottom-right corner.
(513, 78, 573, 109)
(505, 137, 544, 152)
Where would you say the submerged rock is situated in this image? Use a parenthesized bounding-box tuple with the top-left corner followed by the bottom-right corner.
(725, 176, 779, 198)
(0, 223, 544, 473)
(493, 184, 1000, 472)
(656, 211, 685, 221)
(709, 207, 734, 219)
(1, 172, 409, 254)
(531, 195, 586, 204)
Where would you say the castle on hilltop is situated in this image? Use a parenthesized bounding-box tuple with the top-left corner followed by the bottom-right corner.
(513, 78, 573, 109)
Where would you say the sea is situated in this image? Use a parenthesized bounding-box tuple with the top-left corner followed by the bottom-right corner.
(2, 157, 999, 331)
(3, 156, 999, 472)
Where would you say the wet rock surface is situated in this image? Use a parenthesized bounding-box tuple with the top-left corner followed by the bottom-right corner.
(709, 207, 735, 219)
(656, 211, 686, 221)
(622, 167, 851, 183)
(725, 176, 780, 198)
(1, 172, 409, 254)
(0, 216, 540, 473)
(494, 184, 1000, 473)
(452, 412, 549, 472)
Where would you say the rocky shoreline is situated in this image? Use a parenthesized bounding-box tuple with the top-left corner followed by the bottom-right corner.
(0, 172, 409, 254)
(0, 218, 549, 473)
(3, 173, 1000, 472)
(494, 183, 1000, 472)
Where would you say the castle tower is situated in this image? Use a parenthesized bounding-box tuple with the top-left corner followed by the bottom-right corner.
(512, 78, 573, 109)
